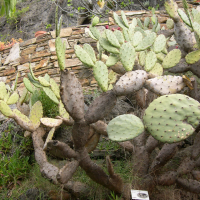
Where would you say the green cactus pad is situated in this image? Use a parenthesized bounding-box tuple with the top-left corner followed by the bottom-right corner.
(162, 49, 181, 68)
(185, 49, 200, 64)
(59, 100, 69, 119)
(55, 36, 66, 71)
(50, 78, 60, 99)
(144, 17, 150, 28)
(43, 87, 59, 104)
(193, 22, 200, 38)
(89, 26, 100, 40)
(43, 127, 56, 151)
(105, 29, 121, 48)
(0, 100, 13, 117)
(162, 47, 168, 54)
(139, 51, 146, 66)
(106, 54, 119, 67)
(131, 18, 137, 26)
(153, 34, 166, 53)
(120, 42, 136, 71)
(74, 45, 95, 67)
(193, 10, 200, 24)
(44, 73, 50, 82)
(0, 82, 7, 100)
(88, 28, 97, 40)
(149, 63, 163, 77)
(27, 73, 43, 88)
(29, 101, 43, 128)
(29, 64, 38, 81)
(38, 76, 50, 87)
(166, 18, 174, 29)
(122, 28, 130, 42)
(92, 16, 99, 26)
(145, 51, 157, 71)
(131, 31, 143, 47)
(30, 90, 40, 107)
(137, 18, 143, 29)
(23, 78, 33, 93)
(93, 61, 108, 92)
(156, 52, 165, 62)
(114, 30, 124, 44)
(83, 44, 96, 63)
(107, 114, 144, 141)
(12, 73, 18, 91)
(99, 37, 119, 54)
(41, 118, 62, 127)
(134, 27, 146, 37)
(165, 0, 179, 19)
(4, 90, 10, 103)
(143, 94, 200, 143)
(121, 11, 129, 28)
(135, 32, 156, 51)
(114, 70, 148, 96)
(13, 109, 35, 131)
(145, 75, 186, 95)
(178, 8, 191, 27)
(7, 92, 19, 105)
(18, 88, 28, 105)
(108, 70, 117, 84)
(113, 12, 127, 29)
(155, 23, 161, 33)
(128, 23, 135, 38)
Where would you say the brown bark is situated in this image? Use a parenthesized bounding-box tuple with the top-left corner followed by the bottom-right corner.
(47, 140, 77, 159)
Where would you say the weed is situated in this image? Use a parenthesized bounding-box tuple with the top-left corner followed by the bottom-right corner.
(38, 90, 59, 118)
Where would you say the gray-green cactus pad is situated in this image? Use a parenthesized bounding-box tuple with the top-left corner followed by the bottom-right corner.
(107, 114, 144, 141)
(143, 94, 200, 143)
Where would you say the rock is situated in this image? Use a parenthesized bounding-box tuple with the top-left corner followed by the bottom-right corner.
(18, 188, 48, 200)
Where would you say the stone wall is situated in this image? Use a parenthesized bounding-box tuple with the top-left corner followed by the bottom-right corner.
(0, 9, 175, 92)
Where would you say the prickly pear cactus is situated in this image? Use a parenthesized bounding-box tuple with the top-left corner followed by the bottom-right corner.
(107, 114, 144, 141)
(143, 94, 200, 143)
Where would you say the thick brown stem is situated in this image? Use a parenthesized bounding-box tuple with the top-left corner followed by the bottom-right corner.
(156, 171, 177, 186)
(57, 161, 79, 184)
(177, 157, 196, 175)
(78, 148, 123, 194)
(149, 143, 179, 173)
(91, 120, 108, 136)
(47, 140, 77, 159)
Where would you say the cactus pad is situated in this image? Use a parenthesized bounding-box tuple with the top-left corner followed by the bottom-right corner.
(120, 42, 136, 71)
(145, 75, 186, 95)
(162, 49, 181, 68)
(143, 94, 200, 143)
(131, 31, 143, 47)
(106, 54, 119, 67)
(105, 29, 120, 48)
(0, 100, 13, 117)
(55, 36, 66, 71)
(93, 61, 108, 92)
(50, 78, 60, 99)
(149, 63, 163, 77)
(0, 82, 7, 100)
(166, 18, 174, 29)
(89, 26, 100, 40)
(153, 34, 166, 53)
(145, 51, 157, 71)
(41, 118, 63, 127)
(121, 11, 129, 28)
(99, 37, 119, 54)
(83, 44, 96, 63)
(59, 100, 69, 119)
(185, 49, 200, 64)
(29, 101, 43, 128)
(178, 8, 191, 27)
(23, 78, 34, 93)
(139, 51, 146, 66)
(43, 127, 56, 151)
(43, 87, 59, 104)
(38, 76, 50, 87)
(7, 92, 19, 105)
(75, 45, 94, 67)
(27, 73, 42, 88)
(114, 30, 124, 44)
(114, 70, 148, 96)
(107, 114, 144, 141)
(113, 12, 127, 29)
(92, 16, 99, 26)
(135, 32, 156, 51)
